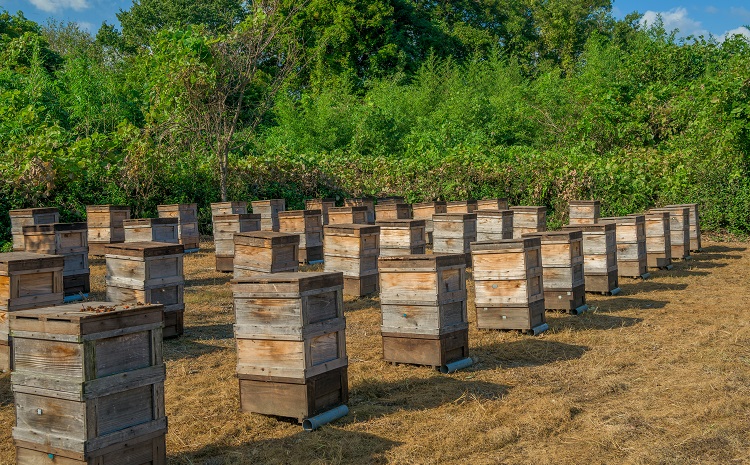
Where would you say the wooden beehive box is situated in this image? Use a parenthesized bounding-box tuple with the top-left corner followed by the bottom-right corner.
(569, 200, 601, 225)
(412, 202, 447, 244)
(324, 224, 380, 297)
(233, 272, 347, 422)
(86, 205, 130, 255)
(105, 242, 185, 338)
(212, 213, 262, 272)
(644, 211, 673, 270)
(600, 215, 648, 278)
(378, 254, 469, 368)
(9, 208, 59, 251)
(476, 210, 514, 242)
(278, 209, 324, 264)
(305, 198, 336, 225)
(344, 198, 375, 223)
(0, 252, 64, 371)
(650, 207, 690, 260)
(251, 199, 286, 232)
(22, 223, 90, 297)
(666, 203, 701, 251)
(562, 223, 619, 294)
(471, 238, 547, 332)
(327, 206, 369, 225)
(476, 199, 509, 211)
(446, 200, 478, 214)
(375, 203, 411, 221)
(10, 301, 166, 464)
(377, 197, 405, 205)
(376, 219, 426, 256)
(211, 201, 248, 216)
(522, 231, 586, 314)
(157, 203, 200, 251)
(124, 218, 179, 244)
(233, 232, 299, 278)
(432, 213, 477, 266)
(510, 206, 547, 238)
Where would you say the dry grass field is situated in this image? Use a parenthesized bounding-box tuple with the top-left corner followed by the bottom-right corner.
(1, 240, 749, 464)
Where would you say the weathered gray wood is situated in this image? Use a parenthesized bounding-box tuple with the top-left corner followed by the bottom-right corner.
(569, 200, 600, 225)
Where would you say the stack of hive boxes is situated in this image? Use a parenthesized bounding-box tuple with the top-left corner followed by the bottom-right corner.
(510, 206, 547, 238)
(327, 206, 369, 225)
(212, 209, 261, 272)
(471, 238, 547, 334)
(305, 199, 336, 225)
(562, 222, 620, 295)
(252, 199, 285, 232)
(446, 201, 478, 214)
(666, 204, 701, 252)
(568, 200, 600, 225)
(600, 215, 649, 279)
(411, 202, 447, 244)
(86, 205, 130, 255)
(233, 232, 299, 278)
(124, 218, 179, 244)
(344, 198, 375, 223)
(105, 242, 185, 338)
(10, 301, 167, 464)
(375, 202, 411, 221)
(157, 203, 200, 251)
(324, 224, 380, 296)
(22, 223, 90, 299)
(233, 272, 348, 423)
(432, 213, 476, 266)
(644, 211, 673, 270)
(379, 254, 469, 368)
(476, 210, 513, 242)
(377, 219, 426, 256)
(9, 208, 59, 251)
(476, 199, 509, 210)
(278, 210, 324, 264)
(650, 206, 691, 260)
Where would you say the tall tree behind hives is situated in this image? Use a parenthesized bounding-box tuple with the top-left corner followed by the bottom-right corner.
(145, 0, 305, 201)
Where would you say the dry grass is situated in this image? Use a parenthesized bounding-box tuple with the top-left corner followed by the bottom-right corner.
(2, 241, 750, 464)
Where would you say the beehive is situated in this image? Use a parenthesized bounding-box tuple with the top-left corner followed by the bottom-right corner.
(376, 219, 426, 256)
(374, 203, 411, 221)
(510, 206, 547, 238)
(569, 200, 601, 225)
(562, 223, 619, 294)
(212, 214, 262, 272)
(666, 203, 702, 251)
(105, 242, 185, 338)
(157, 203, 200, 251)
(601, 215, 648, 278)
(476, 199, 509, 211)
(377, 197, 405, 205)
(21, 223, 90, 297)
(233, 232, 299, 278)
(650, 207, 690, 260)
(522, 231, 586, 314)
(327, 206, 369, 225)
(471, 238, 547, 332)
(378, 254, 469, 368)
(324, 224, 380, 297)
(251, 199, 285, 232)
(411, 202, 447, 244)
(432, 213, 477, 267)
(644, 211, 673, 269)
(0, 252, 64, 371)
(344, 198, 375, 223)
(305, 199, 336, 225)
(233, 272, 348, 422)
(10, 302, 166, 464)
(476, 210, 514, 242)
(446, 200, 478, 214)
(278, 210, 324, 264)
(86, 205, 130, 255)
(210, 201, 248, 216)
(124, 218, 179, 244)
(9, 208, 59, 251)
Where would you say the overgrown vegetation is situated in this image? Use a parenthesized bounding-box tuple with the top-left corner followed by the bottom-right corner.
(1, 3, 749, 246)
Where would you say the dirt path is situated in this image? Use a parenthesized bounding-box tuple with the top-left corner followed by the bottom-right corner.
(1, 241, 749, 464)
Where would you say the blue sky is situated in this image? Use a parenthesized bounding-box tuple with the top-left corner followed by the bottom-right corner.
(1, 0, 749, 40)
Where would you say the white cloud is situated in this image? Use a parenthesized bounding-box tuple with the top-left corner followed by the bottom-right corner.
(720, 26, 750, 42)
(729, 7, 750, 19)
(705, 6, 719, 14)
(76, 21, 94, 32)
(28, 0, 89, 13)
(640, 7, 710, 38)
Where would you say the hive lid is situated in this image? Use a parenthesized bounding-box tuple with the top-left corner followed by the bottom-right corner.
(562, 223, 616, 233)
(324, 224, 380, 235)
(376, 197, 406, 205)
(123, 218, 178, 226)
(21, 222, 88, 233)
(9, 207, 59, 217)
(231, 271, 343, 290)
(0, 252, 65, 272)
(569, 200, 601, 206)
(375, 219, 426, 227)
(328, 206, 368, 213)
(278, 209, 321, 218)
(9, 301, 163, 336)
(522, 230, 583, 242)
(471, 237, 540, 251)
(378, 253, 466, 269)
(251, 199, 285, 205)
(447, 200, 478, 206)
(212, 213, 262, 221)
(86, 205, 130, 212)
(475, 209, 513, 217)
(375, 203, 410, 210)
(157, 203, 197, 210)
(510, 206, 547, 213)
(211, 201, 247, 207)
(104, 241, 184, 257)
(433, 213, 477, 221)
(234, 231, 300, 246)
